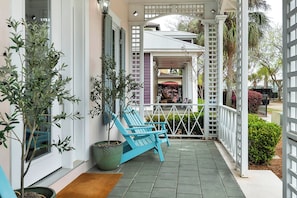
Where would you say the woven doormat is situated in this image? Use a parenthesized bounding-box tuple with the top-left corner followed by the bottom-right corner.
(57, 173, 122, 198)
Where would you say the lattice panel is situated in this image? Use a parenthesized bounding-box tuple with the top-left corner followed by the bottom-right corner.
(144, 4, 204, 20)
(284, 1, 297, 197)
(131, 25, 141, 104)
(208, 23, 218, 137)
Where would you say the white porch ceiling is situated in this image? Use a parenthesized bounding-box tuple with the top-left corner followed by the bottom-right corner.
(154, 56, 192, 69)
(125, 0, 237, 15)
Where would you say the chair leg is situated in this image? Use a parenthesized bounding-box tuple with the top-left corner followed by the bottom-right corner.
(165, 134, 170, 146)
(156, 144, 164, 162)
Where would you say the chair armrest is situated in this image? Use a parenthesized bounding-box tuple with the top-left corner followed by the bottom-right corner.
(129, 125, 154, 129)
(127, 126, 154, 130)
(125, 129, 166, 136)
(144, 122, 167, 130)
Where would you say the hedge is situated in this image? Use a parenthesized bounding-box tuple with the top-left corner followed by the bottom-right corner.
(248, 114, 281, 165)
(232, 90, 262, 113)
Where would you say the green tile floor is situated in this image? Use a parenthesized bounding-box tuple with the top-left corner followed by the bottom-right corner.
(95, 140, 245, 198)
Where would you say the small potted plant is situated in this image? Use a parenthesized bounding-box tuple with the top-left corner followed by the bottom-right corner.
(0, 19, 80, 198)
(90, 55, 142, 170)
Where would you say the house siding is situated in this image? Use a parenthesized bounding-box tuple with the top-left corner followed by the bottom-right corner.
(144, 53, 151, 104)
(0, 0, 12, 180)
(0, 0, 132, 188)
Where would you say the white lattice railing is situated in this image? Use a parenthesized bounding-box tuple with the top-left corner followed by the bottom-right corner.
(133, 104, 205, 138)
(218, 105, 237, 161)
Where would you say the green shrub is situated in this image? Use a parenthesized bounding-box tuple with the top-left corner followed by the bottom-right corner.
(248, 114, 281, 165)
(198, 98, 204, 104)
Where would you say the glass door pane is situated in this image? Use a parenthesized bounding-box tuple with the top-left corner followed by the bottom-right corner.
(25, 0, 51, 160)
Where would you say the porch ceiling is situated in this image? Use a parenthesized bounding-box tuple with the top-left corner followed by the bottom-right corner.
(125, 0, 237, 14)
(154, 56, 191, 69)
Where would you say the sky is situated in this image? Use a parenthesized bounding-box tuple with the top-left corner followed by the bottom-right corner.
(266, 1, 282, 26)
(151, 1, 283, 30)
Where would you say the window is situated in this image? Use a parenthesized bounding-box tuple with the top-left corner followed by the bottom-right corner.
(25, 0, 51, 160)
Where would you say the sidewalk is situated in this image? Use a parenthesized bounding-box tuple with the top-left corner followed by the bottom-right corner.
(216, 142, 282, 198)
(260, 101, 283, 123)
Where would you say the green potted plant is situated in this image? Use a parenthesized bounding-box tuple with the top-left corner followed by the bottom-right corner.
(90, 55, 142, 170)
(0, 19, 80, 198)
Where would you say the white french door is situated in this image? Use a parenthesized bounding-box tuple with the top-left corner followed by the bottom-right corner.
(61, 0, 86, 165)
(11, 0, 86, 188)
(11, 0, 62, 188)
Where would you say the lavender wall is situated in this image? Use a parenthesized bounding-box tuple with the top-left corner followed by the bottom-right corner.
(144, 53, 151, 104)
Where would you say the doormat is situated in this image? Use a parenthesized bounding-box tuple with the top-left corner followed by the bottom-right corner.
(57, 173, 122, 198)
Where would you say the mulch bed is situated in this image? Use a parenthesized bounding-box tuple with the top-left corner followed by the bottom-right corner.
(249, 138, 282, 179)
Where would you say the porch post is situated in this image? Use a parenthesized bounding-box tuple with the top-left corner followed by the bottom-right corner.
(282, 0, 297, 197)
(203, 21, 210, 139)
(129, 23, 144, 116)
(215, 15, 227, 106)
(192, 55, 198, 111)
(202, 19, 218, 139)
(236, 0, 249, 177)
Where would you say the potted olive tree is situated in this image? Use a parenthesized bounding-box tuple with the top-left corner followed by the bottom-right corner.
(0, 19, 80, 198)
(90, 55, 142, 170)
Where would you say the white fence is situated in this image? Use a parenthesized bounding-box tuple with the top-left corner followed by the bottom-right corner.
(140, 103, 205, 138)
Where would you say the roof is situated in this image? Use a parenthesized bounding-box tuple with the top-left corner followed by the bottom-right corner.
(149, 31, 197, 39)
(144, 31, 204, 52)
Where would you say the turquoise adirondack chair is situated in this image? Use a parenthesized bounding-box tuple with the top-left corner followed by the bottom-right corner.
(122, 106, 170, 146)
(0, 166, 17, 198)
(112, 112, 168, 164)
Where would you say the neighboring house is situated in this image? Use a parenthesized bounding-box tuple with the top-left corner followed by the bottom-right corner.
(143, 30, 204, 104)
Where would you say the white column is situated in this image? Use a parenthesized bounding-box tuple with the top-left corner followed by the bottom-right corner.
(215, 15, 227, 106)
(192, 55, 198, 111)
(237, 0, 249, 177)
(182, 64, 188, 100)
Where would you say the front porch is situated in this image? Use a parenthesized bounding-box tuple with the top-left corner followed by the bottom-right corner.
(93, 140, 244, 198)
(92, 140, 281, 198)
(35, 139, 281, 197)
(30, 103, 282, 197)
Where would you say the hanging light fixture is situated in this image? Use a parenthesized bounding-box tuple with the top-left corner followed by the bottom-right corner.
(97, 0, 110, 14)
(211, 9, 216, 14)
(133, 11, 138, 16)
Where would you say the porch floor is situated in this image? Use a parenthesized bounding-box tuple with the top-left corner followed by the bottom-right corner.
(90, 140, 245, 198)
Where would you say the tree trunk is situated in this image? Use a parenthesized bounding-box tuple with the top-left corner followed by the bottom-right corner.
(225, 55, 235, 107)
(278, 86, 282, 101)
